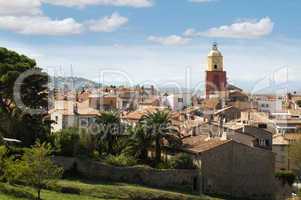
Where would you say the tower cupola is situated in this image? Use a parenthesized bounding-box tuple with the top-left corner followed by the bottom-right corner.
(208, 42, 224, 71)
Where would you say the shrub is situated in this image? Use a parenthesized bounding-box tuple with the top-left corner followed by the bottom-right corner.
(53, 128, 80, 157)
(0, 146, 7, 177)
(275, 171, 296, 186)
(2, 157, 24, 184)
(155, 161, 172, 169)
(105, 154, 137, 167)
(296, 100, 301, 108)
(170, 154, 197, 170)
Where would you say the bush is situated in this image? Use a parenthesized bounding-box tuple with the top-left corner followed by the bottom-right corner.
(155, 161, 172, 169)
(105, 154, 137, 167)
(275, 171, 296, 186)
(296, 100, 301, 108)
(52, 128, 80, 157)
(170, 154, 197, 170)
(0, 145, 7, 177)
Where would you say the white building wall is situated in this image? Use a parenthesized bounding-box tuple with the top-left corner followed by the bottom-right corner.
(257, 100, 282, 113)
(51, 113, 77, 133)
(51, 112, 63, 133)
(162, 93, 192, 111)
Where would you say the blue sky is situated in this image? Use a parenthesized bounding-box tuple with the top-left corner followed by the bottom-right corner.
(1, 0, 301, 92)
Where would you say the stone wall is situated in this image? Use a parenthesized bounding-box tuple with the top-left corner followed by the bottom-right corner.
(53, 156, 200, 189)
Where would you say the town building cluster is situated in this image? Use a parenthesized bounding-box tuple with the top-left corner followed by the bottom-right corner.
(49, 43, 301, 199)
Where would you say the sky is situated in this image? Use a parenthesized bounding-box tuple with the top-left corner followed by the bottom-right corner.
(0, 0, 301, 92)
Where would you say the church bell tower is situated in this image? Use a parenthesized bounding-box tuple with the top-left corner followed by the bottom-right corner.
(205, 43, 227, 98)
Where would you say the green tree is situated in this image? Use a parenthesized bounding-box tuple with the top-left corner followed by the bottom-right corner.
(124, 125, 152, 162)
(0, 145, 7, 177)
(18, 142, 62, 200)
(170, 153, 197, 169)
(0, 134, 3, 145)
(289, 139, 301, 175)
(0, 47, 50, 146)
(96, 111, 122, 155)
(296, 100, 301, 108)
(140, 110, 181, 164)
(52, 128, 80, 157)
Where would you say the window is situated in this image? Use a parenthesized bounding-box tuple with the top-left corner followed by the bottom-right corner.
(80, 119, 88, 127)
(178, 98, 183, 103)
(259, 139, 266, 146)
(265, 140, 270, 146)
(258, 123, 267, 129)
(214, 64, 218, 69)
(55, 116, 58, 122)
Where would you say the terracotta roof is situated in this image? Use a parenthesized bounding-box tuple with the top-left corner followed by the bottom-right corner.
(202, 98, 220, 109)
(139, 97, 159, 105)
(223, 122, 244, 130)
(288, 109, 301, 116)
(122, 111, 144, 120)
(214, 106, 234, 115)
(49, 100, 100, 116)
(227, 84, 243, 92)
(284, 133, 301, 142)
(273, 135, 289, 145)
(274, 119, 301, 124)
(122, 106, 166, 121)
(182, 135, 231, 154)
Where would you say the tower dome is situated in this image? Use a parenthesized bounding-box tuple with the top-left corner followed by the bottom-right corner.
(207, 42, 223, 71)
(208, 42, 222, 57)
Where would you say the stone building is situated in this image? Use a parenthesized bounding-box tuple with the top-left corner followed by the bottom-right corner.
(180, 137, 275, 199)
(49, 100, 100, 133)
(273, 133, 301, 171)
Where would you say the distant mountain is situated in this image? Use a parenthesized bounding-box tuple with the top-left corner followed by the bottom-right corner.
(49, 76, 101, 90)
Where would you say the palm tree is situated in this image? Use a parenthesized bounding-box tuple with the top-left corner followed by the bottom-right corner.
(96, 111, 121, 155)
(124, 125, 153, 161)
(140, 110, 181, 164)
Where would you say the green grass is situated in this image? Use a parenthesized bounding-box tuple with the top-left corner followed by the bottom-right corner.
(0, 179, 220, 200)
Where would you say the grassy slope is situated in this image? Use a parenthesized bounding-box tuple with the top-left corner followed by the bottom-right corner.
(0, 180, 221, 200)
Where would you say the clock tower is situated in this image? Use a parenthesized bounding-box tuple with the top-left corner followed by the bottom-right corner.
(205, 43, 227, 98)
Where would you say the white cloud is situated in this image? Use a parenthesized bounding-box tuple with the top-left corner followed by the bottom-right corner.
(148, 35, 190, 46)
(183, 28, 198, 37)
(0, 16, 83, 35)
(0, 0, 152, 17)
(41, 0, 153, 8)
(0, 0, 42, 16)
(185, 17, 274, 39)
(189, 0, 218, 3)
(87, 12, 128, 32)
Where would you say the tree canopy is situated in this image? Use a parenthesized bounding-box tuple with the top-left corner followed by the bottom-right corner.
(0, 47, 50, 146)
(140, 110, 181, 164)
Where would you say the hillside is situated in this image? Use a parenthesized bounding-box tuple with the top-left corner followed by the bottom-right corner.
(49, 76, 100, 90)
